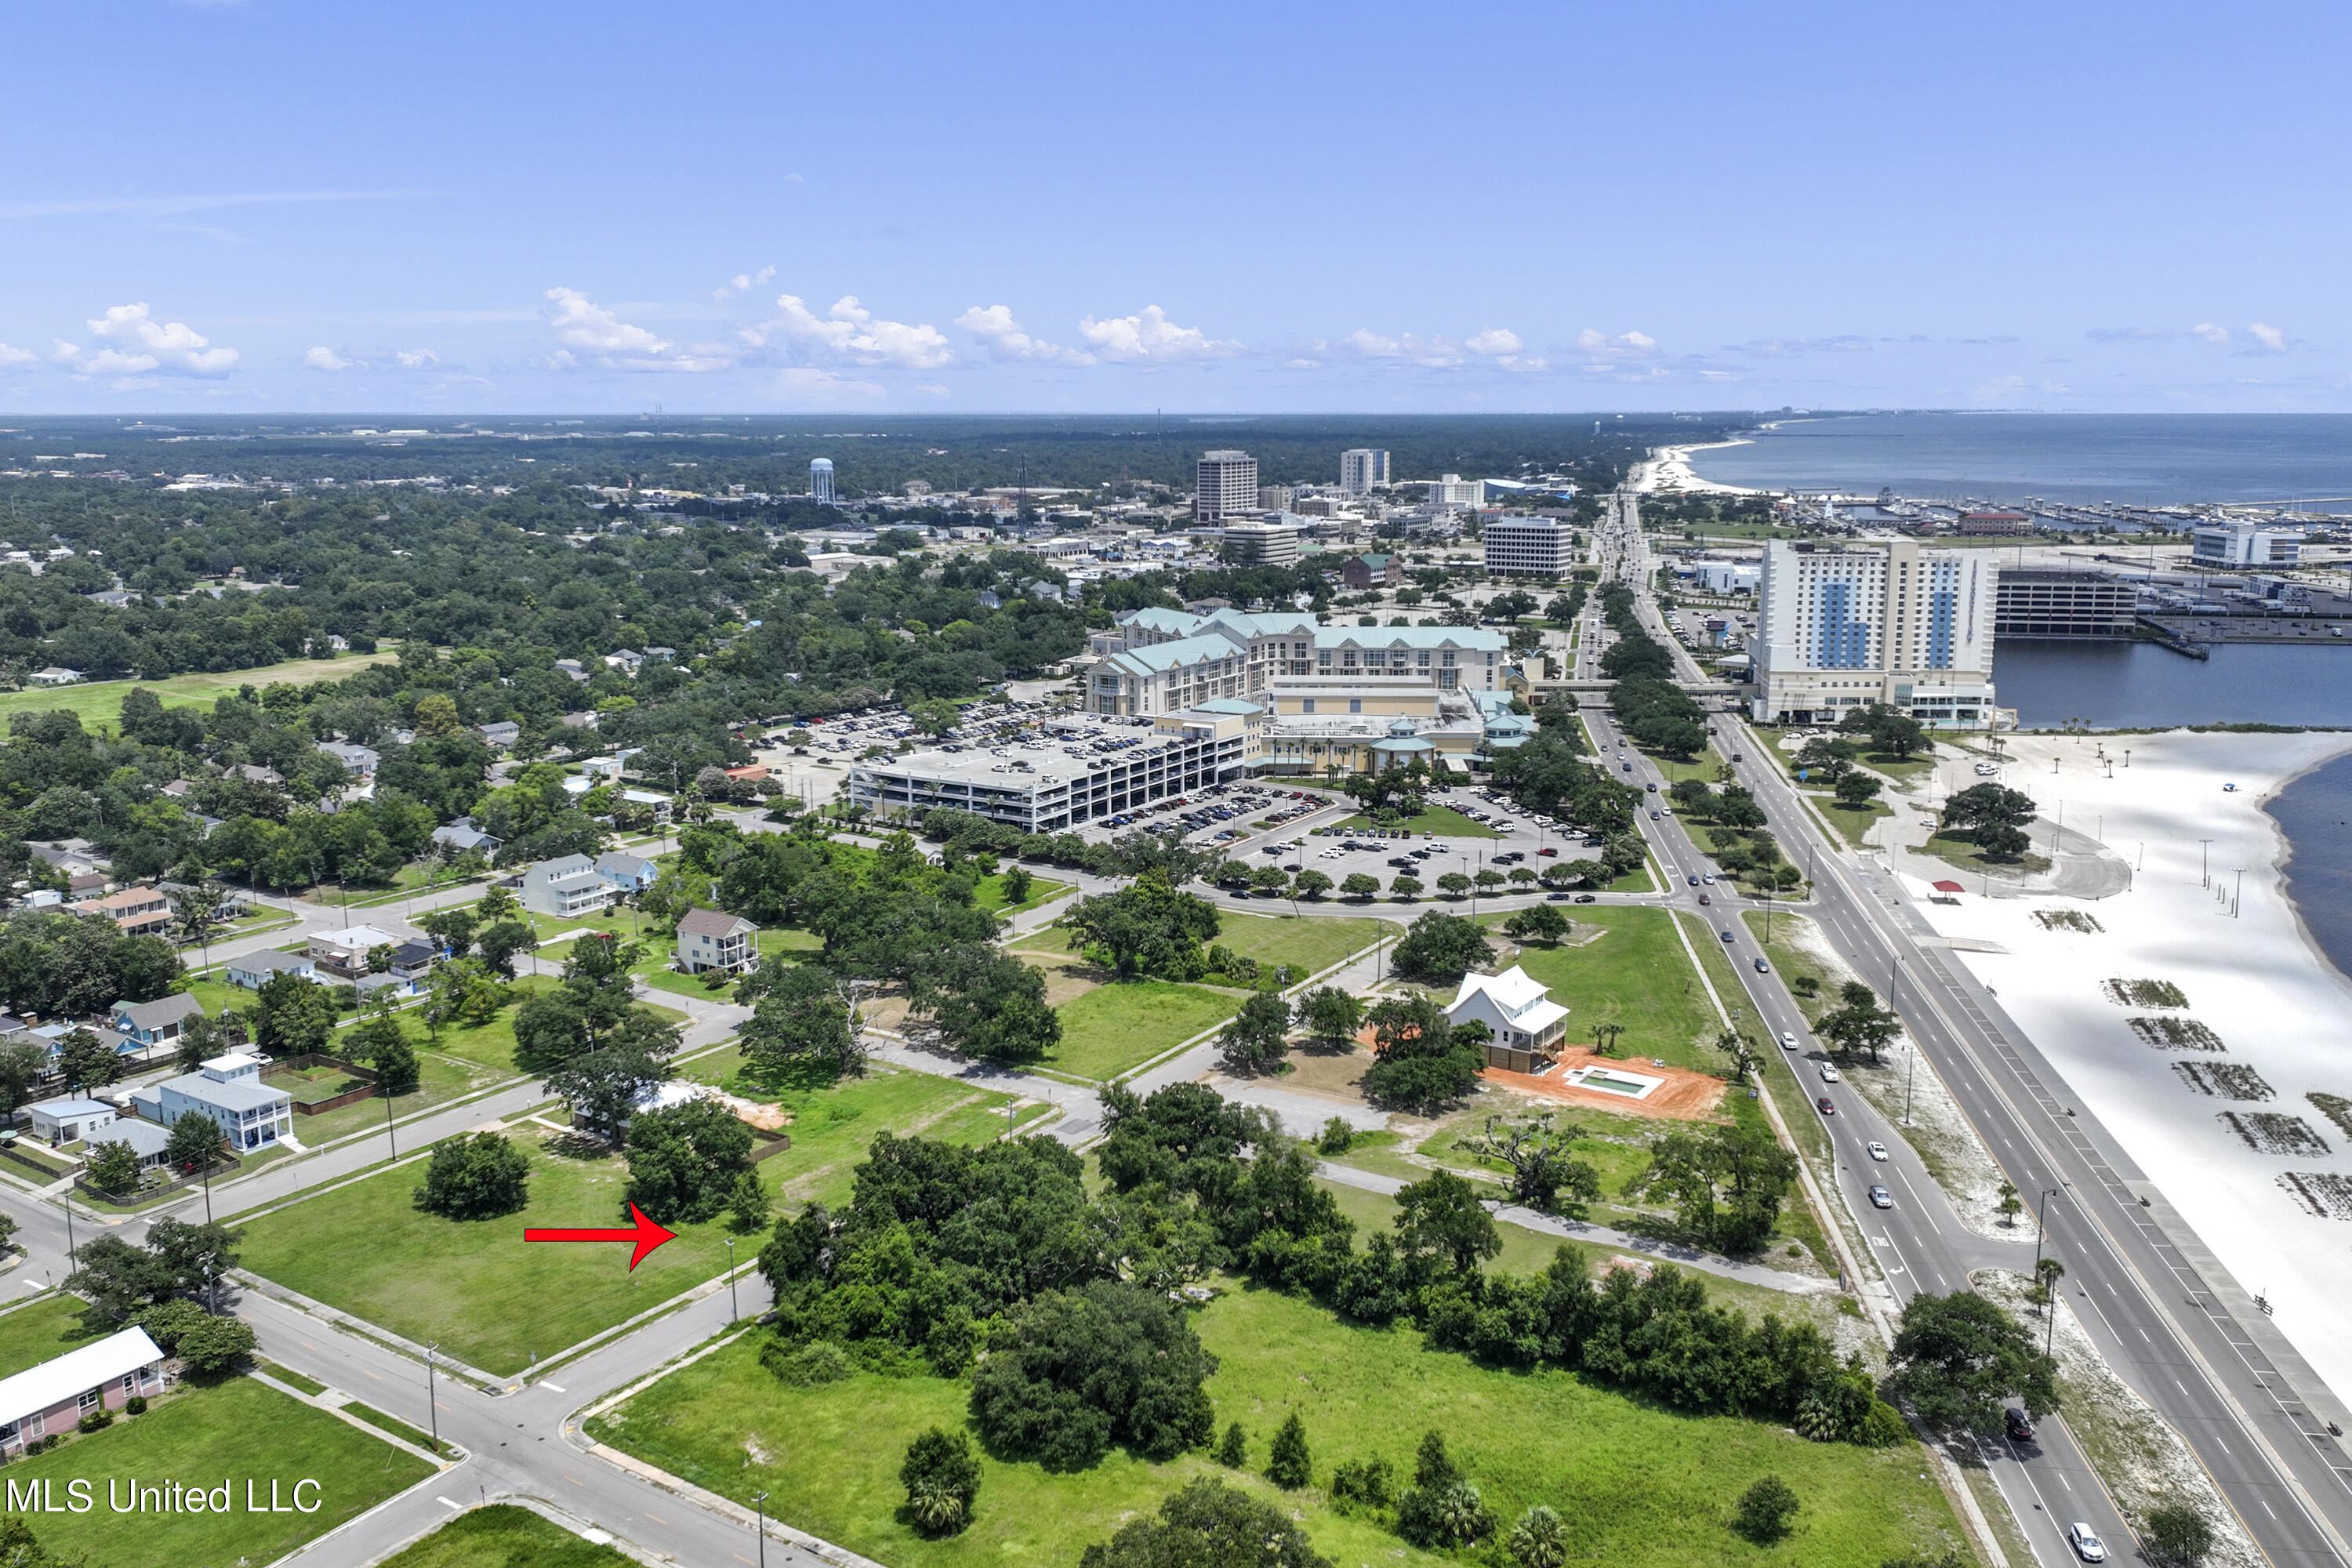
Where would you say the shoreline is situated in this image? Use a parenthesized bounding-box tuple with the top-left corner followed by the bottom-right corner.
(1893, 729, 2352, 1409)
(1628, 438, 1765, 495)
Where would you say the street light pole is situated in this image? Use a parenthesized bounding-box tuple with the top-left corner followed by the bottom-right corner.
(2199, 839, 2212, 888)
(726, 1236, 739, 1324)
(425, 1342, 441, 1455)
(754, 1490, 771, 1568)
(2031, 1189, 2058, 1279)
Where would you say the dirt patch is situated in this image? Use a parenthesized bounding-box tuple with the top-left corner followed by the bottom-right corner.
(1973, 1269, 2259, 1568)
(1018, 955, 1109, 1007)
(2170, 1062, 2272, 1102)
(2218, 1112, 2330, 1156)
(1482, 1047, 1726, 1122)
(1276, 1044, 1375, 1101)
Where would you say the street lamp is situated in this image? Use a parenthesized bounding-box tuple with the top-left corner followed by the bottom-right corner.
(2198, 839, 2212, 889)
(425, 1342, 441, 1455)
(726, 1236, 739, 1324)
(753, 1490, 771, 1568)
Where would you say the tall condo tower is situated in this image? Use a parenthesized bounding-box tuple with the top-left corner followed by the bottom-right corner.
(1340, 448, 1390, 495)
(808, 457, 835, 503)
(1195, 450, 1259, 523)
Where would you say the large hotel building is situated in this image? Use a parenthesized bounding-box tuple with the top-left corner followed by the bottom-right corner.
(1749, 539, 1998, 728)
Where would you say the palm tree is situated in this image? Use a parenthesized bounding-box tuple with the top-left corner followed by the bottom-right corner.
(169, 880, 227, 971)
(1593, 1022, 1625, 1058)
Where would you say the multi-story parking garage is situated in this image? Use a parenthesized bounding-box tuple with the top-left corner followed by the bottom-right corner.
(848, 710, 1255, 833)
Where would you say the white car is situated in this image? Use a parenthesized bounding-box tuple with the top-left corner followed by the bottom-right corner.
(1778, 1031, 1798, 1051)
(2068, 1525, 2107, 1563)
(1867, 1140, 1889, 1161)
(1818, 1064, 1842, 1083)
(1974, 761, 2000, 776)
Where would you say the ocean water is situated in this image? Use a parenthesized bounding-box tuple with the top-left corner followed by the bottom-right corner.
(2267, 754, 2352, 993)
(1689, 412, 2352, 506)
(1993, 643, 2352, 730)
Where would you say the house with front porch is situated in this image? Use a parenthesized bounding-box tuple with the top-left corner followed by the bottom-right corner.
(675, 909, 760, 976)
(1445, 964, 1570, 1073)
(0, 1327, 164, 1454)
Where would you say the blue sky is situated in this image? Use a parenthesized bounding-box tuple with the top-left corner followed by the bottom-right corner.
(4, 0, 2349, 414)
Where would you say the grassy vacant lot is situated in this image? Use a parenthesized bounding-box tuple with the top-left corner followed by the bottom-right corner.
(5, 1374, 432, 1568)
(1337, 804, 1498, 837)
(278, 1047, 500, 1147)
(676, 1058, 1044, 1210)
(1488, 906, 1726, 1071)
(0, 1295, 102, 1376)
(1051, 981, 1238, 1080)
(238, 1135, 741, 1374)
(590, 1280, 1958, 1568)
(1813, 793, 1895, 848)
(1914, 830, 2050, 879)
(1210, 912, 1392, 975)
(376, 1506, 633, 1568)
(0, 651, 400, 730)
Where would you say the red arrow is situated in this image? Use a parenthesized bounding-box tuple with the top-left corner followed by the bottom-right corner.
(524, 1203, 677, 1270)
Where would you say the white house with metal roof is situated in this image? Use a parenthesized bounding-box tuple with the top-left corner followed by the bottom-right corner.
(138, 1052, 294, 1154)
(1444, 965, 1570, 1069)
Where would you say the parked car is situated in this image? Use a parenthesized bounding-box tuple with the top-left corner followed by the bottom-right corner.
(1868, 1185, 1893, 1209)
(1867, 1140, 1889, 1161)
(2067, 1525, 2105, 1563)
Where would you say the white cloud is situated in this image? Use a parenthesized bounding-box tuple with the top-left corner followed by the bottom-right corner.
(2248, 322, 2287, 353)
(956, 304, 1091, 365)
(543, 287, 731, 372)
(0, 343, 33, 367)
(713, 265, 776, 303)
(1575, 328, 1658, 360)
(394, 349, 438, 368)
(2192, 322, 2232, 346)
(769, 367, 886, 405)
(1730, 335, 1870, 357)
(1466, 328, 1523, 355)
(1076, 305, 1241, 363)
(302, 346, 358, 371)
(754, 293, 953, 369)
(51, 303, 239, 377)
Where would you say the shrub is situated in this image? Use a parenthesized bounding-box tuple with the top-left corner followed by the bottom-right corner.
(760, 1339, 851, 1387)
(123, 1396, 147, 1415)
(2145, 1504, 2215, 1568)
(173, 1313, 256, 1375)
(1329, 1457, 1392, 1510)
(76, 1409, 112, 1433)
(899, 1426, 982, 1536)
(1508, 1504, 1570, 1568)
(1265, 1412, 1312, 1489)
(1316, 1118, 1354, 1156)
(1217, 1422, 1247, 1468)
(1080, 1478, 1332, 1568)
(1733, 1475, 1799, 1543)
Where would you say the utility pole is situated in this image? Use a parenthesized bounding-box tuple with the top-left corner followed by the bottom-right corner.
(726, 1236, 740, 1323)
(754, 1490, 771, 1568)
(425, 1343, 441, 1455)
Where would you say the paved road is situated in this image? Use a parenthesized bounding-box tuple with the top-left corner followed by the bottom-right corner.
(1592, 508, 2352, 1567)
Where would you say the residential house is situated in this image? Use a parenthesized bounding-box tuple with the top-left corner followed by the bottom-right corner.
(307, 925, 398, 979)
(0, 1327, 165, 1454)
(387, 940, 438, 982)
(25, 668, 84, 687)
(476, 720, 522, 750)
(430, 821, 501, 857)
(675, 908, 760, 976)
(141, 1051, 294, 1153)
(593, 852, 658, 895)
(90, 1116, 171, 1171)
(604, 649, 646, 676)
(516, 855, 613, 920)
(318, 741, 379, 776)
(225, 949, 318, 989)
(155, 881, 246, 923)
(1340, 553, 1403, 590)
(159, 779, 196, 799)
(30, 1023, 132, 1062)
(26, 1097, 116, 1144)
(110, 994, 204, 1047)
(1444, 965, 1570, 1072)
(86, 888, 172, 938)
(554, 659, 589, 681)
(560, 710, 599, 730)
(65, 873, 109, 904)
(234, 764, 283, 786)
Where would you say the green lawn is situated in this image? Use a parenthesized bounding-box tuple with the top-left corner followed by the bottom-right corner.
(1489, 906, 1728, 1071)
(674, 1059, 1042, 1211)
(2, 1374, 432, 1568)
(1208, 913, 1393, 976)
(1813, 793, 1894, 849)
(1050, 981, 1240, 1081)
(404, 978, 555, 1073)
(1911, 830, 2050, 880)
(279, 1047, 503, 1147)
(375, 1505, 633, 1568)
(238, 1136, 744, 1375)
(589, 1280, 1958, 1568)
(0, 1295, 103, 1376)
(0, 651, 401, 731)
(1335, 804, 1499, 837)
(976, 872, 1072, 915)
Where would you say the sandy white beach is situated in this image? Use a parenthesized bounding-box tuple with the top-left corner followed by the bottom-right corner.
(1891, 729, 2352, 1406)
(1628, 438, 1764, 495)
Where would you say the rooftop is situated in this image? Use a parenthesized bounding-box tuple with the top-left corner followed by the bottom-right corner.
(0, 1328, 162, 1428)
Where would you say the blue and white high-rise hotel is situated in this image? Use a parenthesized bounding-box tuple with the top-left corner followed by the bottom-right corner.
(1749, 539, 2000, 728)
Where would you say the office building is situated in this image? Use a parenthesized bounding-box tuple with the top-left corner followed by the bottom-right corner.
(850, 710, 1254, 833)
(1955, 510, 2034, 536)
(1340, 448, 1390, 495)
(808, 457, 836, 503)
(1259, 484, 1294, 512)
(1482, 517, 1576, 578)
(1994, 568, 2140, 639)
(1221, 520, 1299, 568)
(1195, 451, 1259, 522)
(1751, 539, 1998, 728)
(1340, 552, 1402, 590)
(1088, 607, 1504, 717)
(1691, 560, 1762, 595)
(2191, 519, 2303, 568)
(1428, 473, 1483, 507)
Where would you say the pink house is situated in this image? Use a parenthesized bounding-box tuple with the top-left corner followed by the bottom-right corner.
(0, 1327, 164, 1452)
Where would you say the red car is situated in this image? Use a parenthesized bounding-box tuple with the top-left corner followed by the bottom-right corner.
(1816, 1098, 1836, 1116)
(1537, 847, 1557, 857)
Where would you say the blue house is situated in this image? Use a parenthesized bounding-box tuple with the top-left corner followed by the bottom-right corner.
(594, 852, 659, 895)
(110, 994, 204, 1047)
